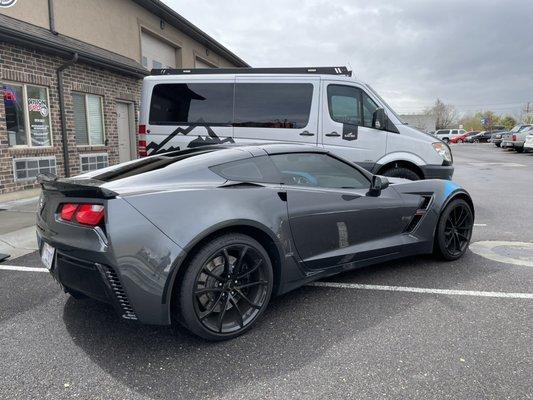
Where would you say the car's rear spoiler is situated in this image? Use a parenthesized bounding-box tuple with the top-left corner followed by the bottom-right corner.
(37, 173, 118, 199)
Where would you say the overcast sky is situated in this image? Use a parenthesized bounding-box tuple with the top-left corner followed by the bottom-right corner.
(165, 0, 532, 116)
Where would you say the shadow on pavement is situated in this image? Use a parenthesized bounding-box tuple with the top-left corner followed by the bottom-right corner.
(62, 254, 494, 400)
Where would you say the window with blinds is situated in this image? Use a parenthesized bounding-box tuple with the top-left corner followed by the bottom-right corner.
(72, 93, 105, 146)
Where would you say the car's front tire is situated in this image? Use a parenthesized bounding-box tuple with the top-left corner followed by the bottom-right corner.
(434, 199, 474, 261)
(175, 233, 273, 341)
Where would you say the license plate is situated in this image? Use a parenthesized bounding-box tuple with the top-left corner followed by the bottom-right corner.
(41, 242, 55, 270)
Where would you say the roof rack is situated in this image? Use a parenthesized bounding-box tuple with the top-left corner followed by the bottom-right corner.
(151, 66, 352, 77)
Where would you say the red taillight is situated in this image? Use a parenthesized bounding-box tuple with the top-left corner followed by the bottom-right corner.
(138, 124, 147, 157)
(60, 203, 79, 221)
(512, 134, 517, 141)
(59, 203, 104, 226)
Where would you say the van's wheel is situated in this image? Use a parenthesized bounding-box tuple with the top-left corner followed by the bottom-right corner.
(434, 199, 474, 261)
(175, 233, 273, 341)
(381, 166, 421, 181)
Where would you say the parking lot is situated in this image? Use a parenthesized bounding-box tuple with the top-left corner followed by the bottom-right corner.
(0, 143, 532, 400)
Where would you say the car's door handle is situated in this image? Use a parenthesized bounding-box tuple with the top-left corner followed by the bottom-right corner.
(299, 131, 315, 136)
(325, 131, 340, 137)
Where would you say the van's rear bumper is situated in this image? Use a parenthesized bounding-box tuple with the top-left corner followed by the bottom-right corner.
(420, 164, 454, 180)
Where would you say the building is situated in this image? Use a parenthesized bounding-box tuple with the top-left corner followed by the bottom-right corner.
(0, 0, 248, 195)
(399, 114, 437, 133)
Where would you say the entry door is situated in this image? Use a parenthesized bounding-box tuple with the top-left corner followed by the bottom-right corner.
(321, 81, 388, 171)
(116, 102, 133, 163)
(233, 77, 320, 145)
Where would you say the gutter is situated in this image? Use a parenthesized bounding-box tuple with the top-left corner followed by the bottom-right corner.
(57, 53, 79, 178)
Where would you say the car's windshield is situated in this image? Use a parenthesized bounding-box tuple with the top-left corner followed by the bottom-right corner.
(518, 125, 532, 132)
(510, 125, 522, 132)
(364, 84, 404, 123)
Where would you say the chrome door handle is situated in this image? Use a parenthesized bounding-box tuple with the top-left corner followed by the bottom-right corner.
(299, 131, 315, 136)
(325, 131, 340, 137)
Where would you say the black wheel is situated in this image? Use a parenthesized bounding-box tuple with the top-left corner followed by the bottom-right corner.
(435, 199, 473, 260)
(516, 147, 524, 153)
(176, 233, 273, 341)
(495, 143, 501, 147)
(382, 166, 421, 181)
(442, 138, 449, 143)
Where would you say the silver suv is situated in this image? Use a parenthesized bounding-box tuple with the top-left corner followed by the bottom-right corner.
(501, 125, 533, 152)
(434, 129, 466, 143)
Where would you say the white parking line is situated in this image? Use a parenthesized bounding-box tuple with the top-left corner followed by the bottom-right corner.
(474, 223, 487, 227)
(308, 281, 533, 299)
(0, 265, 47, 272)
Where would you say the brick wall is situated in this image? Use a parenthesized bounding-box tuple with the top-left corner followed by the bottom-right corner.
(0, 42, 142, 194)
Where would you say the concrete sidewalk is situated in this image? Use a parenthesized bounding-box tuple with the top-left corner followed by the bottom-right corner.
(0, 193, 40, 261)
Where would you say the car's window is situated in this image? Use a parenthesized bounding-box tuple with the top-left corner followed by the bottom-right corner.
(362, 92, 380, 128)
(149, 83, 234, 125)
(327, 85, 361, 126)
(518, 125, 532, 132)
(451, 130, 458, 135)
(234, 83, 313, 129)
(269, 153, 369, 189)
(437, 129, 450, 135)
(210, 156, 281, 183)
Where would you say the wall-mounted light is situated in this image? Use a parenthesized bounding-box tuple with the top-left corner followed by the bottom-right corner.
(160, 19, 165, 30)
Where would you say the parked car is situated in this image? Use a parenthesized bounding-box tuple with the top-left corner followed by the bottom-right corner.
(139, 66, 454, 181)
(466, 130, 504, 143)
(36, 143, 474, 340)
(501, 125, 533, 152)
(493, 124, 531, 147)
(450, 131, 479, 144)
(433, 128, 466, 143)
(523, 132, 533, 152)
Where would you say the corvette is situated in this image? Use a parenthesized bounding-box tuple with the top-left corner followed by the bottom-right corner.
(36, 143, 474, 340)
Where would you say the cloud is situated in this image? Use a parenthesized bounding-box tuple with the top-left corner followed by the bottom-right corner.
(164, 0, 533, 116)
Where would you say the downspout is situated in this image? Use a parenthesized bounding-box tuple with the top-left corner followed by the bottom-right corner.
(48, 0, 58, 35)
(57, 53, 78, 178)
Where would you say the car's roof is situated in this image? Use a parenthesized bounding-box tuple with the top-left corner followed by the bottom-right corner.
(163, 142, 324, 158)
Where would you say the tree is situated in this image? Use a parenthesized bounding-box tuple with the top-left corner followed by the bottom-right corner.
(500, 115, 517, 131)
(424, 99, 457, 129)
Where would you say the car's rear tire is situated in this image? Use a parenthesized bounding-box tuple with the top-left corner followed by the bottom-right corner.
(382, 166, 421, 181)
(175, 233, 273, 341)
(495, 143, 501, 147)
(434, 199, 474, 261)
(457, 139, 463, 143)
(442, 138, 449, 143)
(516, 147, 524, 153)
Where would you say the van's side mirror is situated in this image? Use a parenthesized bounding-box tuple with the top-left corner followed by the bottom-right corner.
(372, 108, 386, 130)
(367, 175, 389, 197)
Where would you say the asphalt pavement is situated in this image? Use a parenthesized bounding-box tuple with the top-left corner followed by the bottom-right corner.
(0, 143, 532, 400)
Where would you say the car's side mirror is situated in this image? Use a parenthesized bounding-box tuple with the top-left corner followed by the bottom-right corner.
(372, 108, 386, 130)
(367, 175, 389, 197)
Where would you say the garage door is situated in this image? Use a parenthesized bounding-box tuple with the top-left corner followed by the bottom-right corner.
(141, 32, 176, 70)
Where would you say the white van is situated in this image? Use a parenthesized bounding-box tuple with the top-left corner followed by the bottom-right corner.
(138, 67, 453, 180)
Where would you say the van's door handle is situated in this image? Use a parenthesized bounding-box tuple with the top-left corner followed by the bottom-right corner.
(299, 131, 315, 136)
(325, 131, 340, 137)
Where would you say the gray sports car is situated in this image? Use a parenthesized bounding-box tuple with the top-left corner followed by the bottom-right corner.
(36, 143, 474, 340)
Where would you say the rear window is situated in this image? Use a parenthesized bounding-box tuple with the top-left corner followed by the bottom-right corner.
(234, 83, 313, 129)
(210, 156, 281, 183)
(149, 83, 234, 125)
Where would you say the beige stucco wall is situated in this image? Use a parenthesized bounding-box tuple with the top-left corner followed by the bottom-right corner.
(0, 0, 240, 68)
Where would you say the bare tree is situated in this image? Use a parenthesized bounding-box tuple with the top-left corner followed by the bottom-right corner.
(425, 99, 457, 129)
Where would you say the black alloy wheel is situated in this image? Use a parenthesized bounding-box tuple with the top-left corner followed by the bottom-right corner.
(435, 199, 474, 260)
(177, 234, 273, 340)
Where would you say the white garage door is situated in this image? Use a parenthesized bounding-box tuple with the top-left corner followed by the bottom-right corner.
(141, 32, 176, 70)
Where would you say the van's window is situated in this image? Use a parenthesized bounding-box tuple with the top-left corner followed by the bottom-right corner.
(210, 156, 281, 183)
(270, 153, 369, 189)
(362, 92, 379, 128)
(149, 83, 234, 125)
(327, 85, 363, 126)
(234, 83, 313, 129)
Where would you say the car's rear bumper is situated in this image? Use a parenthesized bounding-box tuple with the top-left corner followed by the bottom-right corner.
(420, 164, 454, 180)
(36, 194, 185, 325)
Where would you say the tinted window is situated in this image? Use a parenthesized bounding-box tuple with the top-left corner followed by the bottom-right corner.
(270, 153, 369, 189)
(210, 156, 280, 183)
(328, 85, 361, 125)
(234, 83, 313, 129)
(149, 83, 233, 125)
(436, 129, 450, 135)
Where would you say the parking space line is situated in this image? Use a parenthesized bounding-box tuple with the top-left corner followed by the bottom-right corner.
(0, 265, 47, 272)
(474, 223, 487, 227)
(308, 281, 533, 299)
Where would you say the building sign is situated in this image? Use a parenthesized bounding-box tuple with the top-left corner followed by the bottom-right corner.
(27, 87, 51, 146)
(0, 0, 18, 8)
